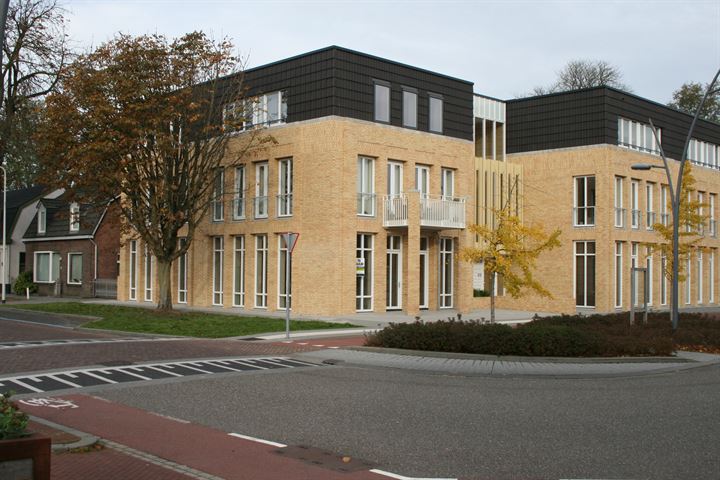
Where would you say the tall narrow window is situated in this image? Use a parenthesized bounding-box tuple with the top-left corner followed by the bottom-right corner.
(631, 242, 639, 306)
(661, 253, 667, 306)
(646, 246, 653, 306)
(177, 238, 188, 304)
(441, 168, 455, 200)
(710, 250, 715, 304)
(440, 237, 454, 308)
(255, 235, 268, 308)
(278, 158, 293, 217)
(356, 234, 373, 311)
(574, 176, 595, 226)
(69, 203, 80, 232)
(374, 82, 390, 122)
(646, 183, 655, 230)
(144, 245, 153, 302)
(212, 236, 223, 306)
(234, 165, 246, 220)
(710, 194, 717, 237)
(698, 192, 705, 235)
(67, 253, 82, 285)
(415, 165, 430, 197)
(37, 205, 46, 234)
(575, 241, 596, 308)
(614, 176, 624, 228)
(615, 242, 623, 308)
(685, 255, 692, 304)
(387, 162, 403, 196)
(429, 94, 443, 133)
(661, 185, 669, 226)
(255, 161, 268, 219)
(213, 168, 224, 221)
(402, 89, 417, 128)
(631, 180, 640, 229)
(233, 236, 245, 307)
(357, 156, 375, 216)
(129, 240, 137, 300)
(278, 235, 292, 309)
(697, 249, 703, 304)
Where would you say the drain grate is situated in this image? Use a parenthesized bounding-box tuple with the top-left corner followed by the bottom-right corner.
(275, 445, 375, 473)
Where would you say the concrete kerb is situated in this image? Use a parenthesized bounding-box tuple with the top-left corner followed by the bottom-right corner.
(30, 415, 100, 453)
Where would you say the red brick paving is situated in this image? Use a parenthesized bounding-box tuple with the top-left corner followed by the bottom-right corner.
(52, 447, 195, 480)
(0, 318, 119, 342)
(26, 394, 388, 480)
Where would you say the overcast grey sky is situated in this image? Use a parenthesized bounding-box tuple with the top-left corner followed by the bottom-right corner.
(63, 0, 719, 102)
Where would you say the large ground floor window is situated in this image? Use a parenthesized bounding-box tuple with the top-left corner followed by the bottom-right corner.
(356, 234, 373, 311)
(439, 237, 454, 308)
(255, 235, 268, 308)
(34, 251, 60, 283)
(575, 241, 595, 308)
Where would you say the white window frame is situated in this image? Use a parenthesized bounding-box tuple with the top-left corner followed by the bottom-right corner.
(129, 240, 137, 300)
(574, 241, 596, 308)
(177, 238, 188, 304)
(631, 242, 639, 307)
(710, 194, 717, 237)
(661, 253, 667, 306)
(441, 168, 455, 200)
(685, 255, 692, 305)
(67, 252, 82, 285)
(387, 161, 403, 196)
(631, 180, 640, 229)
(33, 251, 59, 284)
(618, 117, 661, 155)
(614, 176, 624, 228)
(646, 247, 653, 306)
(212, 236, 224, 306)
(233, 165, 246, 220)
(357, 156, 375, 216)
(356, 233, 374, 312)
(697, 249, 703, 304)
(661, 185, 669, 226)
(255, 161, 269, 219)
(277, 158, 293, 217)
(233, 236, 245, 307)
(615, 242, 623, 308)
(69, 203, 80, 232)
(277, 235, 292, 310)
(213, 168, 224, 222)
(37, 205, 46, 234)
(415, 165, 430, 197)
(439, 237, 454, 308)
(710, 250, 715, 304)
(255, 234, 268, 308)
(573, 176, 596, 227)
(646, 183, 655, 230)
(144, 245, 153, 302)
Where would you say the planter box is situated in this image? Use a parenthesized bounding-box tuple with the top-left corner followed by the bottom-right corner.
(0, 434, 51, 480)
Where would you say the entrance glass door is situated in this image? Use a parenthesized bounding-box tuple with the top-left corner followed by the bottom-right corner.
(386, 235, 402, 310)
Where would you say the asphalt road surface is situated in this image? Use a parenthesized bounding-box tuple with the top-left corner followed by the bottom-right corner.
(99, 362, 720, 480)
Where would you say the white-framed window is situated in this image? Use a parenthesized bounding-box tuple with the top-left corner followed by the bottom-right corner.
(440, 237, 454, 308)
(429, 94, 443, 133)
(37, 205, 46, 234)
(356, 233, 373, 312)
(631, 242, 639, 306)
(698, 192, 705, 235)
(233, 165, 246, 220)
(661, 253, 667, 306)
(615, 242, 623, 308)
(233, 236, 245, 307)
(646, 246, 653, 306)
(144, 245, 153, 302)
(631, 180, 640, 229)
(618, 117, 661, 155)
(614, 176, 625, 228)
(374, 82, 390, 123)
(177, 238, 188, 304)
(574, 241, 596, 308)
(69, 203, 80, 232)
(710, 194, 717, 237)
(254, 161, 269, 219)
(661, 185, 670, 226)
(278, 235, 292, 309)
(212, 236, 223, 306)
(646, 183, 655, 230)
(441, 168, 455, 200)
(685, 254, 692, 305)
(387, 161, 403, 196)
(67, 253, 82, 285)
(688, 138, 719, 169)
(402, 88, 417, 128)
(357, 156, 375, 216)
(278, 157, 293, 217)
(697, 249, 703, 304)
(33, 251, 60, 283)
(225, 90, 287, 130)
(129, 240, 137, 300)
(213, 168, 224, 222)
(710, 250, 715, 304)
(415, 165, 430, 197)
(574, 176, 595, 227)
(255, 234, 268, 308)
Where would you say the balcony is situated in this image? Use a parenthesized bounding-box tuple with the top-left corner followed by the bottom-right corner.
(382, 194, 466, 229)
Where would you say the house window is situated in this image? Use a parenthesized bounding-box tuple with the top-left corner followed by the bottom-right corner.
(34, 251, 60, 283)
(357, 156, 375, 216)
(255, 234, 268, 308)
(646, 246, 653, 306)
(440, 237, 454, 308)
(356, 233, 373, 312)
(374, 82, 390, 123)
(387, 161, 403, 196)
(631, 180, 640, 229)
(688, 138, 720, 169)
(278, 235, 292, 309)
(230, 90, 288, 130)
(698, 192, 705, 235)
(212, 236, 224, 306)
(255, 161, 268, 219)
(710, 194, 717, 237)
(441, 168, 455, 200)
(67, 253, 82, 285)
(618, 117, 661, 155)
(415, 165, 430, 197)
(233, 165, 246, 220)
(233, 236, 245, 307)
(646, 183, 655, 230)
(631, 242, 639, 306)
(177, 238, 188, 304)
(685, 255, 692, 304)
(661, 253, 667, 306)
(129, 240, 137, 300)
(144, 245, 153, 302)
(69, 203, 80, 232)
(575, 241, 595, 308)
(37, 205, 46, 234)
(429, 94, 443, 133)
(710, 250, 715, 304)
(402, 89, 417, 128)
(661, 185, 670, 226)
(615, 242, 623, 308)
(697, 249, 703, 304)
(213, 168, 224, 221)
(614, 176, 625, 228)
(278, 158, 293, 217)
(574, 176, 595, 226)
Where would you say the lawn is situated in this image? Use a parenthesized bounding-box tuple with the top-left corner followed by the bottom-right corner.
(5, 303, 359, 338)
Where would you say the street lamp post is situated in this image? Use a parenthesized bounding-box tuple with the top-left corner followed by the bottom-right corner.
(1, 162, 6, 304)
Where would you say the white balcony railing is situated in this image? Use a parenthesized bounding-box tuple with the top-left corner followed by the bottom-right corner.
(382, 194, 466, 229)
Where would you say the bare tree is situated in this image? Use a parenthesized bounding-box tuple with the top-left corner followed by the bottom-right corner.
(1, 0, 70, 187)
(525, 59, 630, 97)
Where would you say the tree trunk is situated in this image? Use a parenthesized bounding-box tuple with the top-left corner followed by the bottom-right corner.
(156, 259, 173, 311)
(490, 272, 496, 323)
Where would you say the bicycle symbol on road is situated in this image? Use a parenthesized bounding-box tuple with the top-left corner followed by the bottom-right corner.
(19, 397, 79, 409)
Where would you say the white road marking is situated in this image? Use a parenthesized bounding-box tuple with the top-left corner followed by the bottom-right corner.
(115, 369, 152, 381)
(228, 432, 286, 448)
(7, 379, 43, 393)
(47, 375, 81, 388)
(370, 469, 456, 480)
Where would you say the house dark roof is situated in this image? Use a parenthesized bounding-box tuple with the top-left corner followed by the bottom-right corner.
(0, 185, 47, 244)
(24, 194, 105, 240)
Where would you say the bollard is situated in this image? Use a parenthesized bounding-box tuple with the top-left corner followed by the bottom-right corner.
(26, 287, 30, 300)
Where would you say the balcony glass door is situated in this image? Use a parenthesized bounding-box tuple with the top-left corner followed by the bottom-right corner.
(415, 165, 429, 197)
(386, 235, 402, 310)
(388, 162, 403, 196)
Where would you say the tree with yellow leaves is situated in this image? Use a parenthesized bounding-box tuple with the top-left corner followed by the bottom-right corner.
(460, 201, 561, 322)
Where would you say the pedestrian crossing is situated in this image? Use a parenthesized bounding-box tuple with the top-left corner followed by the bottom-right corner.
(0, 357, 319, 394)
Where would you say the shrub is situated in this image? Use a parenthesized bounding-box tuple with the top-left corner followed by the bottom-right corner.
(0, 392, 29, 440)
(13, 271, 38, 295)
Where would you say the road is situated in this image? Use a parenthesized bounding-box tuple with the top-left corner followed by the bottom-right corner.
(2, 307, 719, 479)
